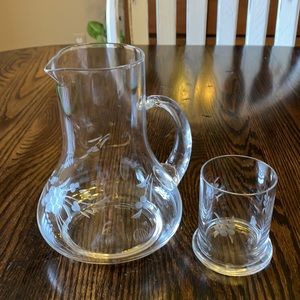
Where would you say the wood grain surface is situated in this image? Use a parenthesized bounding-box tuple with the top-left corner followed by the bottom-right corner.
(0, 45, 299, 299)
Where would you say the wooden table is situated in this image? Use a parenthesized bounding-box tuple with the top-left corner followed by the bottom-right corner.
(0, 45, 299, 299)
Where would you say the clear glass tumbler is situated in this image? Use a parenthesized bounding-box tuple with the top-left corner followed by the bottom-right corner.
(192, 155, 278, 276)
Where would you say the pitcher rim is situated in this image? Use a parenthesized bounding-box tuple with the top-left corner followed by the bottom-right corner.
(44, 43, 145, 73)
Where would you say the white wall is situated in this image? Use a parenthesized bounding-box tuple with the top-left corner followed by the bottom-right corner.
(0, 0, 106, 51)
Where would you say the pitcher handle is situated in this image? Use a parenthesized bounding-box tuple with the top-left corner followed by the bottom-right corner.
(145, 95, 192, 185)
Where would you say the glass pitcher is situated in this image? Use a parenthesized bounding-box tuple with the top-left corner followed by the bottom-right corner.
(37, 44, 192, 264)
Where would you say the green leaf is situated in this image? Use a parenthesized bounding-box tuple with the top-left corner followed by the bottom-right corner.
(96, 35, 107, 43)
(120, 30, 125, 43)
(87, 21, 106, 40)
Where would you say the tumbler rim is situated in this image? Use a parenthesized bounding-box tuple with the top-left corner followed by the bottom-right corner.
(200, 154, 278, 197)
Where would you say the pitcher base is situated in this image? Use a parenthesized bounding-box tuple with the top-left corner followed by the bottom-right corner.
(39, 202, 165, 264)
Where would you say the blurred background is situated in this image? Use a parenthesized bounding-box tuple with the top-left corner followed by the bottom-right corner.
(0, 0, 125, 51)
(1, 0, 299, 51)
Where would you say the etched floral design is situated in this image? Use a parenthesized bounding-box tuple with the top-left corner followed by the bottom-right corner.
(88, 133, 110, 152)
(207, 177, 225, 202)
(257, 189, 275, 233)
(212, 213, 236, 243)
(136, 173, 151, 188)
(117, 157, 155, 220)
(119, 158, 144, 181)
(249, 215, 257, 227)
(42, 178, 77, 215)
(78, 133, 111, 160)
(41, 177, 97, 231)
(262, 192, 272, 215)
(132, 195, 149, 219)
(132, 173, 154, 219)
(61, 155, 74, 169)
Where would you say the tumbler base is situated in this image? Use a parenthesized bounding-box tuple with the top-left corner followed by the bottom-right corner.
(192, 229, 273, 276)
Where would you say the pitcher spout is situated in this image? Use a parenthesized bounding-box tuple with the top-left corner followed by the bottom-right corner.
(44, 47, 67, 84)
(45, 59, 59, 83)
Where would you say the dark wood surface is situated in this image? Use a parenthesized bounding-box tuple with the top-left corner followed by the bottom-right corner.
(0, 45, 299, 299)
